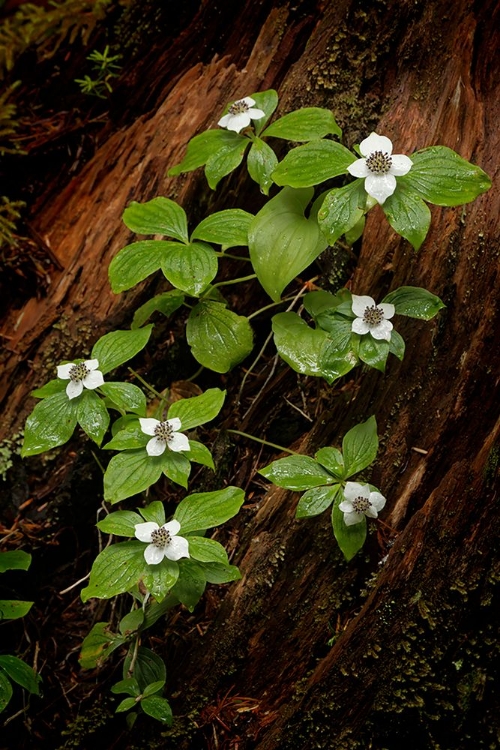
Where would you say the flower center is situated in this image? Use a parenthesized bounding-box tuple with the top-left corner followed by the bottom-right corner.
(363, 305, 384, 326)
(365, 150, 392, 175)
(228, 99, 250, 115)
(69, 363, 90, 381)
(154, 421, 174, 443)
(150, 527, 171, 549)
(352, 496, 371, 514)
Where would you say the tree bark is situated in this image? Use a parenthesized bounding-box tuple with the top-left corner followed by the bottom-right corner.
(1, 0, 499, 748)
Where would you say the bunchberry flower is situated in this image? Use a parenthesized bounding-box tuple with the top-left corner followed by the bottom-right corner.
(351, 294, 395, 342)
(339, 482, 386, 526)
(56, 359, 104, 399)
(139, 417, 189, 456)
(134, 519, 189, 565)
(217, 96, 265, 133)
(347, 132, 412, 204)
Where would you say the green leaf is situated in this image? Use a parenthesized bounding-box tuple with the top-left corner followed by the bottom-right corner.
(382, 183, 431, 251)
(99, 382, 147, 415)
(104, 450, 163, 504)
(139, 500, 166, 526)
(159, 450, 191, 489)
(262, 107, 341, 141)
(389, 329, 405, 361)
(92, 326, 152, 375)
(131, 291, 185, 329)
(332, 490, 367, 561)
(0, 655, 40, 695)
(315, 316, 353, 351)
(260, 455, 334, 491)
(342, 416, 378, 478)
(97, 510, 143, 537)
(187, 536, 229, 565)
(382, 286, 446, 320)
(0, 669, 13, 712)
(79, 622, 127, 669)
(143, 559, 179, 602)
(247, 137, 278, 195)
(77, 390, 110, 445)
(123, 197, 188, 243)
(248, 187, 327, 301)
(203, 562, 241, 584)
(175, 487, 245, 533)
(81, 541, 147, 601)
(171, 559, 206, 610)
(168, 388, 225, 430)
(142, 680, 165, 698)
(205, 136, 249, 190)
(0, 551, 31, 572)
(401, 146, 492, 206)
(251, 89, 279, 135)
(317, 180, 367, 244)
(358, 335, 390, 373)
(296, 485, 338, 518)
(21, 392, 78, 457)
(187, 302, 254, 372)
(115, 696, 137, 713)
(141, 695, 173, 724)
(191, 209, 253, 248)
(111, 677, 141, 696)
(30, 379, 66, 398)
(161, 241, 218, 296)
(0, 600, 33, 620)
(272, 141, 355, 188)
(186, 440, 214, 469)
(108, 240, 178, 293)
(119, 609, 145, 636)
(103, 421, 146, 450)
(124, 647, 166, 692)
(168, 129, 238, 175)
(315, 447, 345, 478)
(303, 289, 349, 319)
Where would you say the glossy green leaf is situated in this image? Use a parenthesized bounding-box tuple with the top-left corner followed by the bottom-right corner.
(359, 335, 390, 372)
(0, 656, 40, 695)
(168, 129, 238, 175)
(115, 696, 136, 713)
(191, 209, 253, 248)
(119, 609, 145, 636)
(315, 316, 353, 351)
(97, 510, 143, 537)
(108, 240, 178, 293)
(203, 562, 241, 584)
(99, 382, 147, 415)
(262, 107, 341, 141)
(175, 487, 245, 533)
(251, 89, 279, 135)
(248, 187, 327, 301)
(382, 183, 431, 251)
(31, 379, 66, 398)
(382, 286, 446, 320)
(141, 695, 173, 724)
(401, 146, 492, 206)
(0, 600, 33, 620)
(317, 180, 367, 244)
(77, 390, 110, 445)
(139, 500, 166, 526)
(315, 447, 345, 478)
(81, 541, 147, 601)
(124, 647, 166, 692)
(161, 241, 218, 296)
(186, 301, 254, 372)
(296, 485, 339, 518)
(332, 490, 367, 561)
(272, 140, 355, 188)
(159, 449, 191, 489)
(186, 440, 214, 469)
(103, 421, 145, 450)
(187, 536, 229, 565)
(0, 551, 31, 572)
(92, 326, 152, 375)
(389, 329, 405, 361)
(171, 559, 206, 611)
(168, 388, 225, 430)
(21, 392, 78, 457)
(142, 680, 165, 698)
(205, 137, 249, 190)
(260, 455, 333, 491)
(111, 677, 141, 696)
(342, 416, 378, 479)
(303, 289, 348, 319)
(0, 670, 13, 712)
(123, 197, 188, 243)
(247, 136, 278, 194)
(103, 449, 163, 504)
(79, 622, 127, 669)
(131, 290, 185, 329)
(143, 558, 179, 602)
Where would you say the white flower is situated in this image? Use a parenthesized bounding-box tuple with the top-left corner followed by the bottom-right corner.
(217, 96, 265, 133)
(339, 482, 386, 526)
(347, 132, 412, 204)
(351, 294, 395, 342)
(56, 358, 104, 399)
(134, 519, 189, 565)
(139, 417, 189, 456)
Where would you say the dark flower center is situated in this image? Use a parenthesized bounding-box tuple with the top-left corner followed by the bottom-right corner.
(151, 527, 171, 549)
(363, 305, 384, 326)
(365, 150, 392, 175)
(352, 496, 371, 514)
(154, 421, 174, 443)
(228, 99, 250, 115)
(69, 363, 90, 381)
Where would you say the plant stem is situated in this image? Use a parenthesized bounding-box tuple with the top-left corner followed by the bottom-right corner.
(247, 295, 301, 320)
(128, 368, 168, 404)
(211, 274, 257, 288)
(227, 429, 299, 455)
(216, 252, 252, 261)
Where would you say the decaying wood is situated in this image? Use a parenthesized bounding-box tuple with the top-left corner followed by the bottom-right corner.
(1, 0, 499, 747)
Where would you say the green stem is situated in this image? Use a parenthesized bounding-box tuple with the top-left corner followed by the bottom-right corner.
(211, 274, 257, 288)
(128, 368, 168, 405)
(227, 429, 299, 456)
(247, 295, 301, 321)
(186, 365, 204, 382)
(216, 252, 252, 262)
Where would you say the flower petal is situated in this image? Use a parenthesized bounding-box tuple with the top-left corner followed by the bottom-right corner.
(84, 359, 100, 371)
(339, 500, 354, 513)
(364, 174, 397, 204)
(360, 132, 393, 156)
(166, 417, 182, 431)
(164, 536, 190, 561)
(390, 154, 413, 176)
(140, 418, 160, 436)
(369, 492, 386, 511)
(347, 158, 369, 178)
(352, 318, 371, 336)
(351, 294, 375, 316)
(217, 113, 232, 128)
(66, 380, 83, 399)
(378, 303, 395, 320)
(134, 521, 159, 542)
(248, 107, 265, 120)
(365, 506, 378, 519)
(167, 431, 190, 452)
(241, 96, 256, 107)
(225, 113, 251, 132)
(57, 363, 75, 379)
(343, 481, 368, 501)
(163, 519, 181, 536)
(83, 370, 104, 390)
(144, 544, 165, 565)
(146, 437, 166, 456)
(343, 511, 364, 526)
(370, 320, 393, 341)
